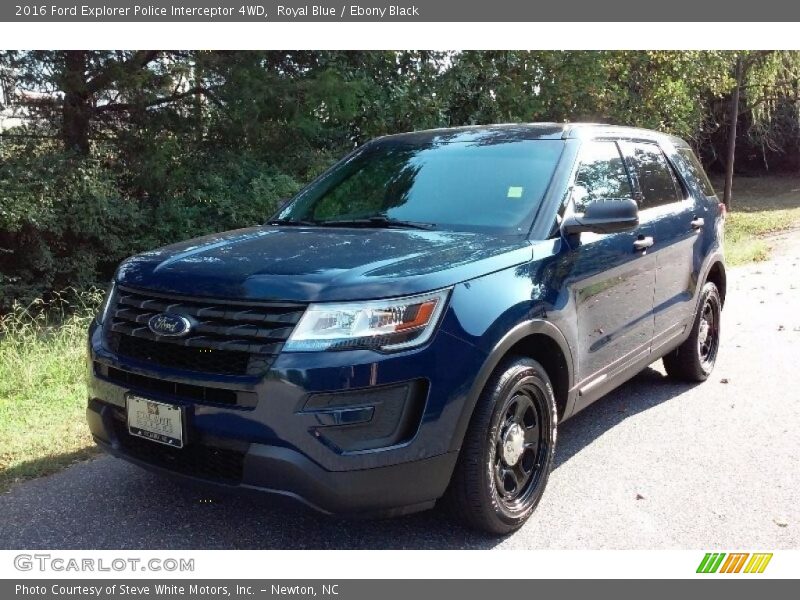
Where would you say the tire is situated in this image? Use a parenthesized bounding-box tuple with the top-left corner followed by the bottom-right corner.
(663, 281, 722, 382)
(447, 356, 557, 535)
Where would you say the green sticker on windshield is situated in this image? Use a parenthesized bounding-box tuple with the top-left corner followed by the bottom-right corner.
(507, 186, 524, 199)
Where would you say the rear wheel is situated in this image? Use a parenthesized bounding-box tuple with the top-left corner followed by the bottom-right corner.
(447, 357, 557, 535)
(663, 281, 722, 381)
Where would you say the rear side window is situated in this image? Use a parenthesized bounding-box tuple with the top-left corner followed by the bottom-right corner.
(572, 141, 633, 212)
(625, 142, 683, 210)
(677, 147, 716, 197)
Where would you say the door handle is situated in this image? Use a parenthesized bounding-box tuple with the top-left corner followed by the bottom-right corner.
(633, 236, 654, 251)
(690, 217, 705, 229)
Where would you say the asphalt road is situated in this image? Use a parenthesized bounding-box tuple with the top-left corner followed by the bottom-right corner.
(1, 233, 799, 549)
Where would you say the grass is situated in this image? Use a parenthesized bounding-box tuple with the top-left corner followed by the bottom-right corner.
(0, 289, 104, 492)
(0, 177, 798, 494)
(717, 176, 800, 265)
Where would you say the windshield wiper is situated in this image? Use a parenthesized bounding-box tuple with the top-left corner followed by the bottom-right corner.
(316, 216, 436, 230)
(265, 218, 319, 227)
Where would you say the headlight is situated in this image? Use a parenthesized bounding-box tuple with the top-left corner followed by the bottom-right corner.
(285, 289, 450, 352)
(96, 281, 116, 325)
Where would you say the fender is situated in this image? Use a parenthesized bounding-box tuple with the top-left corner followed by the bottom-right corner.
(692, 249, 726, 315)
(448, 319, 575, 454)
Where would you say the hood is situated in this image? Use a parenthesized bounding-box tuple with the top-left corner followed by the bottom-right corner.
(116, 226, 533, 302)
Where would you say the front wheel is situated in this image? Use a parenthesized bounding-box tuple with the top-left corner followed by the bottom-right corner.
(447, 357, 557, 535)
(663, 281, 722, 381)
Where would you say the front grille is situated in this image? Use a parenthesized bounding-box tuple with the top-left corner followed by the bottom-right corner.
(115, 336, 251, 375)
(96, 363, 257, 408)
(111, 417, 245, 484)
(106, 286, 306, 376)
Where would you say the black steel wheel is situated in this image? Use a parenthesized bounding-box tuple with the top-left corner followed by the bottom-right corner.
(447, 356, 557, 535)
(697, 293, 720, 371)
(664, 281, 722, 382)
(491, 383, 548, 513)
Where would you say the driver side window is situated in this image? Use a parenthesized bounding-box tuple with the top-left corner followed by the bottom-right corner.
(572, 141, 634, 213)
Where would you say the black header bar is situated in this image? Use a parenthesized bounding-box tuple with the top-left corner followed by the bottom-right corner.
(3, 0, 800, 22)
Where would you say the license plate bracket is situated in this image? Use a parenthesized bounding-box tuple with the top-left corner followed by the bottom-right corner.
(126, 394, 184, 448)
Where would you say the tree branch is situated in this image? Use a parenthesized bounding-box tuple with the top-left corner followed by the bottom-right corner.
(742, 50, 774, 70)
(94, 85, 222, 113)
(744, 96, 795, 112)
(85, 50, 160, 94)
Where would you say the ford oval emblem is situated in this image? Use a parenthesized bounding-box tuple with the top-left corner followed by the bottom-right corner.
(148, 313, 191, 337)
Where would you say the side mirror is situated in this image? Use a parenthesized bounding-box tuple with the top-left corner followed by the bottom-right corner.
(562, 198, 639, 235)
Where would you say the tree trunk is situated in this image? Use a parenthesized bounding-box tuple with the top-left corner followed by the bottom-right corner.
(61, 51, 91, 155)
(193, 57, 204, 141)
(723, 55, 743, 211)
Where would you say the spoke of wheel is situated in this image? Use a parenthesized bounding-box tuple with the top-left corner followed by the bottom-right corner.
(512, 395, 529, 422)
(502, 467, 520, 498)
(524, 420, 540, 445)
(522, 396, 541, 446)
(504, 400, 518, 428)
(494, 460, 507, 492)
(513, 461, 532, 491)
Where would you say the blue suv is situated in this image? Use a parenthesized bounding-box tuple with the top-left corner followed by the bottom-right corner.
(87, 123, 726, 534)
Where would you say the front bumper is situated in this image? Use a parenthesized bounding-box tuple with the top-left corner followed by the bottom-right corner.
(88, 399, 457, 516)
(86, 316, 484, 515)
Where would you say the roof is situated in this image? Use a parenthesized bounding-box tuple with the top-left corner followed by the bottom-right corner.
(377, 122, 689, 148)
(563, 123, 689, 147)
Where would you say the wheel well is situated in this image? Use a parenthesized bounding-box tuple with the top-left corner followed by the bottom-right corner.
(706, 261, 727, 305)
(506, 334, 570, 419)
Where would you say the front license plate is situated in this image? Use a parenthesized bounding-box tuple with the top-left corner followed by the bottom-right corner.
(126, 395, 184, 448)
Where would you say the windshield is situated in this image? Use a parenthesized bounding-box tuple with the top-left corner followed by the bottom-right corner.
(278, 138, 565, 235)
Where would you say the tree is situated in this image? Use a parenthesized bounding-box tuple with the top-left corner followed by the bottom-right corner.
(2, 51, 225, 155)
(715, 51, 800, 209)
(723, 54, 744, 210)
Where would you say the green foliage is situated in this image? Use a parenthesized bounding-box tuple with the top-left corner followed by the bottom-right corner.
(0, 142, 139, 303)
(0, 288, 103, 491)
(436, 51, 738, 140)
(0, 141, 302, 305)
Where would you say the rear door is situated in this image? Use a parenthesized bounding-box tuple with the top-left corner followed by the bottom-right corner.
(620, 141, 704, 346)
(566, 140, 657, 404)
